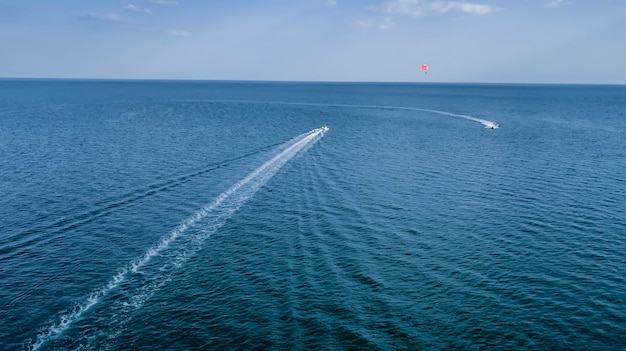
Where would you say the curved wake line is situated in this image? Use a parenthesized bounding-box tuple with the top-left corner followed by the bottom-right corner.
(409, 108, 499, 129)
(179, 99, 499, 129)
(1, 141, 284, 273)
(3, 141, 286, 316)
(26, 127, 328, 351)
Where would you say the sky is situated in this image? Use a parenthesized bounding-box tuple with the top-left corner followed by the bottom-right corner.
(0, 0, 625, 84)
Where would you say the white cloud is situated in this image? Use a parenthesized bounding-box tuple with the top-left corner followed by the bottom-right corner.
(150, 0, 179, 6)
(77, 13, 124, 22)
(325, 0, 337, 5)
(436, 2, 492, 15)
(356, 19, 375, 28)
(383, 0, 424, 16)
(164, 29, 190, 37)
(383, 0, 493, 17)
(545, 0, 564, 7)
(379, 16, 395, 29)
(356, 16, 394, 30)
(123, 4, 152, 14)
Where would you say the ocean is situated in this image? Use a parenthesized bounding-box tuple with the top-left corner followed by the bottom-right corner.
(0, 80, 624, 350)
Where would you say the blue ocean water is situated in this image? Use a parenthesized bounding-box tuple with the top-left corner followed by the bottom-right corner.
(1, 80, 625, 350)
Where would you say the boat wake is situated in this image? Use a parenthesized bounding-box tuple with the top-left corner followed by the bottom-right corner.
(1, 141, 285, 265)
(26, 127, 328, 351)
(179, 100, 500, 129)
(415, 108, 499, 129)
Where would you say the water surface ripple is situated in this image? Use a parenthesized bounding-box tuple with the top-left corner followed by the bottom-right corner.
(0, 81, 624, 350)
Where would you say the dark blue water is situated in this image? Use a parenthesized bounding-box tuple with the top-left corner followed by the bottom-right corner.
(1, 80, 625, 350)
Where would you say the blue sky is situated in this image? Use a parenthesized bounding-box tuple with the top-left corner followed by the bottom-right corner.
(1, 0, 624, 83)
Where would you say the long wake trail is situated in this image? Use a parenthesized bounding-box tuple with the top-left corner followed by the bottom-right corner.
(26, 126, 328, 351)
(181, 100, 499, 129)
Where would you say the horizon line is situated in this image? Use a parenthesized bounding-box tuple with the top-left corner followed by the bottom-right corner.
(0, 77, 622, 87)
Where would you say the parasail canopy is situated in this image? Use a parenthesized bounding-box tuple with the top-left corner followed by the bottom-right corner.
(420, 64, 428, 74)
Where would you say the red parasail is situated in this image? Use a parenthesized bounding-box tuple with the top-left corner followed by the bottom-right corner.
(420, 64, 428, 74)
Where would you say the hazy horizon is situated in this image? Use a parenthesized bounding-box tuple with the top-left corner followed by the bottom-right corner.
(1, 0, 625, 85)
(1, 77, 624, 86)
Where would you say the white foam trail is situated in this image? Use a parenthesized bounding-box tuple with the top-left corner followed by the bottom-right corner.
(182, 100, 499, 129)
(414, 108, 499, 129)
(27, 127, 327, 351)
